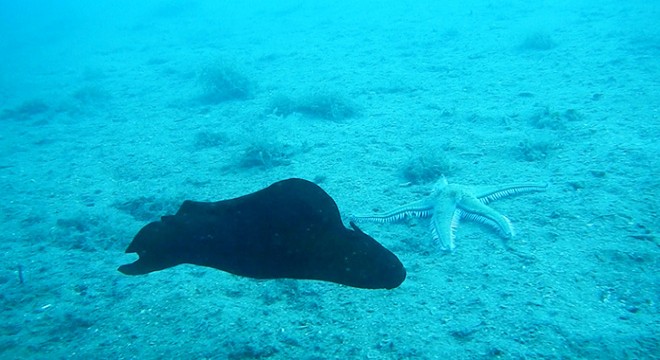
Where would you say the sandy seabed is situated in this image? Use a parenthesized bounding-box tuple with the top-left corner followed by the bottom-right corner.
(0, 1, 658, 359)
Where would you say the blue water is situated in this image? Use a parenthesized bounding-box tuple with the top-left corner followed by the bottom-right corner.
(1, 1, 658, 359)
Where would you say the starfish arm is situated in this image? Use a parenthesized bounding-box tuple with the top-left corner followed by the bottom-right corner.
(431, 207, 460, 251)
(457, 196, 515, 238)
(351, 199, 433, 223)
(475, 183, 548, 204)
(461, 211, 515, 238)
(351, 198, 435, 223)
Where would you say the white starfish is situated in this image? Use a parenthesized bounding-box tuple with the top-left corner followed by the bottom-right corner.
(351, 176, 547, 251)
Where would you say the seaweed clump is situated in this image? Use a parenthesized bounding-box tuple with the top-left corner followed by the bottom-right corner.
(529, 107, 584, 130)
(401, 149, 454, 185)
(238, 140, 294, 169)
(516, 136, 559, 162)
(269, 91, 359, 120)
(519, 32, 557, 51)
(198, 63, 253, 104)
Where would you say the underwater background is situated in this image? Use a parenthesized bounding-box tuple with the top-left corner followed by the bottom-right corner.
(0, 0, 658, 359)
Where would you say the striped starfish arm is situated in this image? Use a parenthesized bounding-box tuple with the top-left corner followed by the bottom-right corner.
(475, 183, 548, 204)
(457, 195, 516, 238)
(427, 194, 464, 250)
(460, 210, 515, 238)
(350, 199, 434, 224)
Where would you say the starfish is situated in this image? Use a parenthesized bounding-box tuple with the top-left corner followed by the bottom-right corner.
(351, 176, 547, 251)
